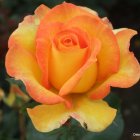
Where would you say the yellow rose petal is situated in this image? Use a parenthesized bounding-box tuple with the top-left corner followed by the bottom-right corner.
(27, 95, 116, 132)
(88, 29, 140, 100)
(27, 103, 70, 132)
(50, 43, 88, 91)
(72, 96, 117, 132)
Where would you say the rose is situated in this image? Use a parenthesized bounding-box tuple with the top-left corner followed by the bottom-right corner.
(6, 3, 140, 132)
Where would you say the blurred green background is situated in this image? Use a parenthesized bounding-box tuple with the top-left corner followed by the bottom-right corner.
(0, 0, 140, 140)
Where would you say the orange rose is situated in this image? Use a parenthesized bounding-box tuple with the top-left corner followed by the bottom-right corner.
(6, 3, 140, 132)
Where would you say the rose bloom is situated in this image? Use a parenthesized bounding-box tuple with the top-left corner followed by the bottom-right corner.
(6, 3, 140, 132)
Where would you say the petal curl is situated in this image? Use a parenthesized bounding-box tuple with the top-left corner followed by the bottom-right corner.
(5, 46, 65, 104)
(88, 29, 140, 99)
(27, 103, 69, 132)
(111, 29, 140, 87)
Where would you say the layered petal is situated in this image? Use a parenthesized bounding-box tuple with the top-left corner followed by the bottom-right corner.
(50, 43, 88, 91)
(37, 20, 96, 93)
(27, 96, 116, 132)
(65, 15, 120, 82)
(36, 22, 63, 89)
(5, 46, 65, 104)
(59, 38, 101, 96)
(111, 29, 140, 87)
(27, 103, 70, 132)
(88, 29, 140, 99)
(36, 22, 88, 91)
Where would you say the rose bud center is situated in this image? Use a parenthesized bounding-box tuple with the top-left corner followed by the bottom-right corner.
(61, 35, 77, 47)
(49, 28, 98, 93)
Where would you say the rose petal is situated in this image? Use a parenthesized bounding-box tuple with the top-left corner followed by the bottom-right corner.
(37, 21, 92, 92)
(111, 29, 140, 87)
(27, 103, 70, 132)
(88, 29, 140, 99)
(8, 4, 49, 54)
(59, 38, 101, 96)
(37, 22, 87, 91)
(27, 96, 116, 132)
(5, 46, 65, 104)
(50, 43, 88, 91)
(64, 15, 120, 82)
(71, 96, 116, 132)
(40, 2, 96, 25)
(36, 22, 63, 89)
(8, 16, 37, 54)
